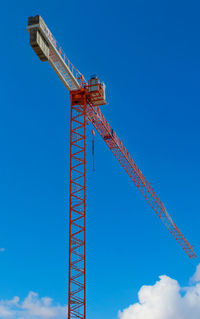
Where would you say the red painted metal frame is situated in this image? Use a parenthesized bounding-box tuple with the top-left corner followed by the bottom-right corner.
(68, 90, 87, 319)
(85, 100, 197, 259)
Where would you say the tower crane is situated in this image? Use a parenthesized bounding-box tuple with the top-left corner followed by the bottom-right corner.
(27, 15, 197, 319)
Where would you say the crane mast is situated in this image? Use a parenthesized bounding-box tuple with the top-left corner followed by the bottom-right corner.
(27, 14, 197, 319)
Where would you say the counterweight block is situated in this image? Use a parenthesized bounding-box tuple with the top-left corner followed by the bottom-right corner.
(29, 29, 49, 62)
(28, 15, 49, 62)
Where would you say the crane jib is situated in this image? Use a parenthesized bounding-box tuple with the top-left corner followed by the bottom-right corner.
(85, 101, 197, 259)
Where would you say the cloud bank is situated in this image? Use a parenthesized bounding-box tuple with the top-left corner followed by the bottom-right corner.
(119, 264, 200, 319)
(1, 265, 200, 319)
(0, 291, 66, 319)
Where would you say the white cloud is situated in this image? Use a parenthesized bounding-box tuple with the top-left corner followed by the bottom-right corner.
(190, 264, 200, 283)
(0, 292, 67, 319)
(0, 248, 5, 252)
(119, 264, 200, 319)
(0, 296, 19, 318)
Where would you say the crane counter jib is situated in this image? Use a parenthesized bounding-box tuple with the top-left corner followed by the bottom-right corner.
(27, 15, 84, 91)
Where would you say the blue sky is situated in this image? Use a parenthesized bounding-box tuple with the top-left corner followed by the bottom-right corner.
(0, 0, 200, 318)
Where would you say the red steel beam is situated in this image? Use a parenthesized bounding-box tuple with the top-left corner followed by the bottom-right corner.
(68, 90, 87, 319)
(85, 99, 197, 259)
